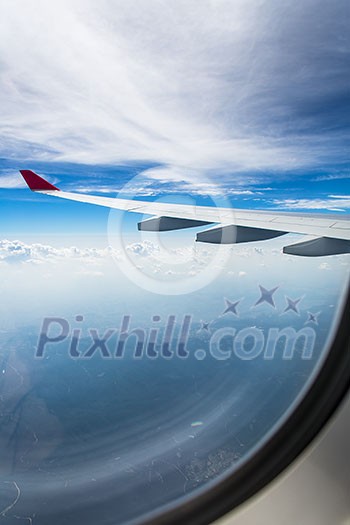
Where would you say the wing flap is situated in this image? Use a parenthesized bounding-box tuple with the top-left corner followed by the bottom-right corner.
(196, 225, 286, 244)
(283, 237, 350, 256)
(138, 216, 212, 232)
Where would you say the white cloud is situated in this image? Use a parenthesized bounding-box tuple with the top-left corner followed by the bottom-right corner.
(273, 195, 350, 211)
(313, 173, 350, 182)
(126, 240, 159, 258)
(120, 165, 261, 196)
(329, 195, 350, 199)
(0, 172, 27, 189)
(0, 239, 120, 263)
(0, 0, 349, 187)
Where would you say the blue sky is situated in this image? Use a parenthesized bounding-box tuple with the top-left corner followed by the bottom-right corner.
(0, 158, 349, 239)
(0, 0, 349, 240)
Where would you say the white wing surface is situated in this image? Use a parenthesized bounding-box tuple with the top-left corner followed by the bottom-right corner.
(20, 170, 350, 257)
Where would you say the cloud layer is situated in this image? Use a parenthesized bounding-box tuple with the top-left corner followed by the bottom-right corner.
(0, 239, 118, 264)
(0, 0, 349, 186)
(0, 171, 27, 189)
(273, 195, 350, 212)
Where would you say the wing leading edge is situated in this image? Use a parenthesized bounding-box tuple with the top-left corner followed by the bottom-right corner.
(19, 170, 350, 256)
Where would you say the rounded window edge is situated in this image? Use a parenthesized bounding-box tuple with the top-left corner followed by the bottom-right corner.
(140, 283, 350, 525)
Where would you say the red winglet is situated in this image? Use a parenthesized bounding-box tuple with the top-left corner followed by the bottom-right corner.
(20, 170, 60, 191)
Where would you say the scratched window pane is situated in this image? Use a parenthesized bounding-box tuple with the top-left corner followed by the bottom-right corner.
(1, 2, 350, 525)
(1, 222, 349, 524)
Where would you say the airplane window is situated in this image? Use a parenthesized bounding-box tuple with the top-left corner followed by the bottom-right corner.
(0, 171, 349, 525)
(1, 3, 349, 525)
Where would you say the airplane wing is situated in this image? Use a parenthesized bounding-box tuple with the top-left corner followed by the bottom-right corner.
(20, 170, 350, 257)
